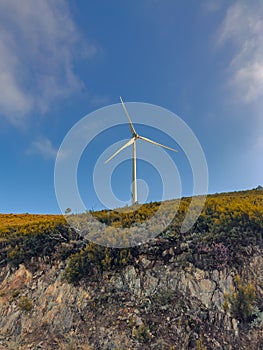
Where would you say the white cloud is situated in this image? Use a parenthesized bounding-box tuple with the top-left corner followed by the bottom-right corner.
(0, 0, 97, 125)
(28, 137, 58, 160)
(218, 2, 263, 102)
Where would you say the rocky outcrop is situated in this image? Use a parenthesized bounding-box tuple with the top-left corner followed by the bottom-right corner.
(0, 239, 262, 350)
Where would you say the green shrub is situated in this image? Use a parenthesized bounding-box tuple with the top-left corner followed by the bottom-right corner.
(17, 296, 33, 312)
(9, 289, 20, 302)
(63, 243, 132, 284)
(132, 323, 151, 343)
(63, 249, 92, 284)
(224, 275, 256, 323)
(6, 224, 69, 267)
(7, 245, 23, 267)
(251, 306, 263, 328)
(196, 338, 206, 350)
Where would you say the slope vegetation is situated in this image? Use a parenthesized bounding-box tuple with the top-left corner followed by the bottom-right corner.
(0, 189, 262, 349)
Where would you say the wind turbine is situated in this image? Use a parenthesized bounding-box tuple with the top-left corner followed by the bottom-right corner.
(105, 97, 178, 205)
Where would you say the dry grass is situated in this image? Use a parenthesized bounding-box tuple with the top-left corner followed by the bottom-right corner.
(0, 213, 64, 229)
(0, 213, 66, 237)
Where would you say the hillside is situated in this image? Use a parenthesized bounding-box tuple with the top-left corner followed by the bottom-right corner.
(0, 190, 263, 349)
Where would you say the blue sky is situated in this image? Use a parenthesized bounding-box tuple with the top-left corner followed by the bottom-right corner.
(0, 0, 262, 214)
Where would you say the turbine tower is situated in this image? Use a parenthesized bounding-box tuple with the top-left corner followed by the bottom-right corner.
(105, 97, 178, 205)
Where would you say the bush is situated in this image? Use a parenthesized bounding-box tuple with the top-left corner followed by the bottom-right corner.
(17, 296, 33, 312)
(195, 242, 230, 271)
(63, 249, 92, 284)
(63, 243, 132, 284)
(251, 306, 263, 328)
(6, 224, 70, 267)
(132, 323, 151, 343)
(224, 275, 256, 323)
(9, 289, 20, 302)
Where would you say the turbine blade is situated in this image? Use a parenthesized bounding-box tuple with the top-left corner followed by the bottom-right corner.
(105, 137, 135, 164)
(138, 135, 178, 152)
(120, 96, 137, 135)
